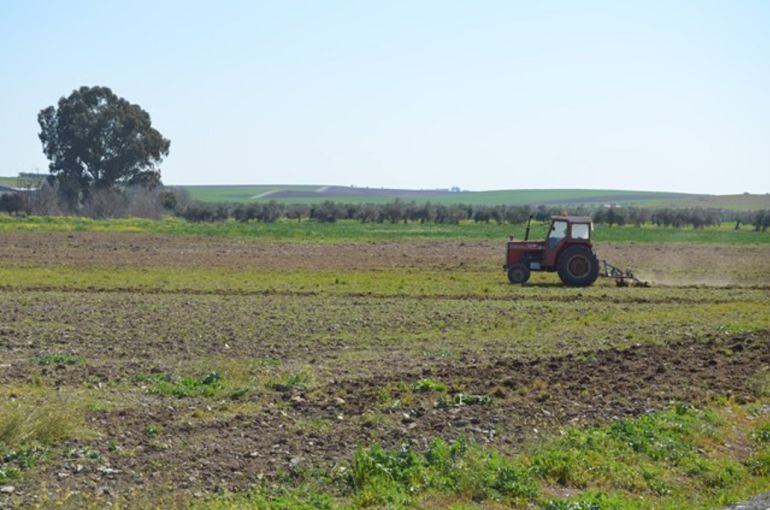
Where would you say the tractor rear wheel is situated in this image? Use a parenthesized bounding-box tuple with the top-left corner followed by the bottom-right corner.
(557, 246, 599, 287)
(507, 263, 530, 284)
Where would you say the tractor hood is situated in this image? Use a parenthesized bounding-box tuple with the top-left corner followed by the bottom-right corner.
(507, 241, 544, 250)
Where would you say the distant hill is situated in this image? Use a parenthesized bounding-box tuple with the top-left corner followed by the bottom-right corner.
(2, 177, 767, 210)
(175, 184, 770, 210)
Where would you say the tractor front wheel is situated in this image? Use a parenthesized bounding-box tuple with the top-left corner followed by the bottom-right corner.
(507, 263, 531, 284)
(557, 246, 599, 287)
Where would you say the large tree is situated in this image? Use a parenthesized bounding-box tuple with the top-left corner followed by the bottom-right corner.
(38, 86, 170, 208)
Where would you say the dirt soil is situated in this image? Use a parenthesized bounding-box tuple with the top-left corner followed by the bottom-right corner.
(1, 233, 770, 506)
(6, 332, 768, 504)
(1, 232, 769, 285)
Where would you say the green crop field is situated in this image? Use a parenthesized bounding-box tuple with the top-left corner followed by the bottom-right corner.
(1, 214, 769, 245)
(174, 184, 322, 202)
(180, 184, 699, 206)
(176, 183, 770, 209)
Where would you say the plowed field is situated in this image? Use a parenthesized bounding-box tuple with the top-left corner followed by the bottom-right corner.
(1, 232, 769, 508)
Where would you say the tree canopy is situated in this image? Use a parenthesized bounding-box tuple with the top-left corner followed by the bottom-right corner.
(38, 86, 170, 208)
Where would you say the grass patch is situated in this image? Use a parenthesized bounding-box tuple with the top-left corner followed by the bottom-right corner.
(266, 370, 314, 392)
(0, 391, 92, 482)
(750, 367, 770, 397)
(185, 401, 770, 509)
(754, 423, 770, 444)
(0, 447, 47, 483)
(348, 439, 538, 507)
(0, 398, 88, 449)
(1, 215, 769, 244)
(135, 371, 249, 400)
(143, 424, 162, 437)
(32, 353, 83, 366)
(412, 378, 448, 393)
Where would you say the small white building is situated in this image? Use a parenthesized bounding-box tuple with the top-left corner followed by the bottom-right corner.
(0, 184, 39, 195)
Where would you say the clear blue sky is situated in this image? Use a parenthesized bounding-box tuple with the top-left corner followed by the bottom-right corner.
(1, 1, 768, 193)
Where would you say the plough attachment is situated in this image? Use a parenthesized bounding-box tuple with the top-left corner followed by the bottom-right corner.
(600, 260, 650, 287)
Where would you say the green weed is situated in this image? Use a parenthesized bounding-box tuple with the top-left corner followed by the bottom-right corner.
(267, 370, 313, 392)
(144, 424, 162, 437)
(21, 401, 770, 509)
(412, 378, 447, 392)
(753, 423, 770, 444)
(136, 371, 226, 398)
(437, 393, 492, 408)
(0, 447, 47, 483)
(32, 353, 83, 366)
(348, 439, 538, 507)
(0, 466, 20, 483)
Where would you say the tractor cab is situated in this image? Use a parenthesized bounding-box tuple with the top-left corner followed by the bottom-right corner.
(504, 216, 599, 286)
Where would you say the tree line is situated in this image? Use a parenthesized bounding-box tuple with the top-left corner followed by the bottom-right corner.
(2, 186, 768, 231)
(173, 196, 770, 231)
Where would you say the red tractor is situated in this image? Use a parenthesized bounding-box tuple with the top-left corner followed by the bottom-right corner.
(504, 215, 600, 286)
(504, 215, 647, 287)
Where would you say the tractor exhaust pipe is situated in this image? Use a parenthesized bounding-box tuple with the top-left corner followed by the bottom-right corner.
(524, 215, 534, 241)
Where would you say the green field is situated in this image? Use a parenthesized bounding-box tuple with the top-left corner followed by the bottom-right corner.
(176, 183, 770, 209)
(0, 176, 20, 187)
(4, 175, 769, 209)
(175, 184, 322, 202)
(180, 185, 697, 206)
(1, 214, 769, 244)
(0, 175, 45, 188)
(645, 193, 770, 211)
